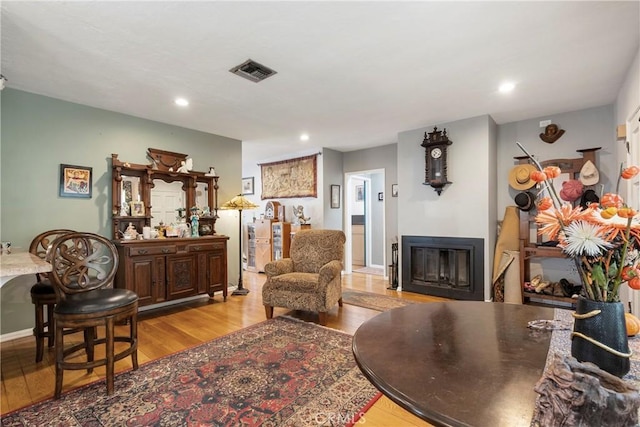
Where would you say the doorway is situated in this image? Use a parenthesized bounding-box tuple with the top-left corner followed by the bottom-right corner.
(343, 169, 386, 276)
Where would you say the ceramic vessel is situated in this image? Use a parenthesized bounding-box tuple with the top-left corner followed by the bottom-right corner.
(571, 297, 631, 378)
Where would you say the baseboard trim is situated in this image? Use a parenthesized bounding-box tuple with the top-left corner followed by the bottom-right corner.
(0, 294, 215, 343)
(1, 328, 33, 343)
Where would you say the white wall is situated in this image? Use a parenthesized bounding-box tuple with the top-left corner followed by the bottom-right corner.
(397, 115, 495, 299)
(615, 48, 640, 314)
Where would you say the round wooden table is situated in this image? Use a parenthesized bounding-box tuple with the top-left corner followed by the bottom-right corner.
(352, 301, 555, 427)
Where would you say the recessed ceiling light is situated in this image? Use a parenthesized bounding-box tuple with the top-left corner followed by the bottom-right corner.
(175, 98, 189, 107)
(499, 82, 516, 93)
(300, 133, 310, 141)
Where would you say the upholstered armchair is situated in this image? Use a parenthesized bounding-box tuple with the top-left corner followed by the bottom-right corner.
(262, 229, 346, 325)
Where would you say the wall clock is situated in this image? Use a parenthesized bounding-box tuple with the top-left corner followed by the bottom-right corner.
(421, 127, 453, 195)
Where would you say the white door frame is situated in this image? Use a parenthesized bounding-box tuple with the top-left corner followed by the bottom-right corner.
(626, 106, 640, 315)
(343, 169, 386, 276)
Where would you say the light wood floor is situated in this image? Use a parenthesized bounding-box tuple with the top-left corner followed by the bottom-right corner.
(1, 271, 446, 426)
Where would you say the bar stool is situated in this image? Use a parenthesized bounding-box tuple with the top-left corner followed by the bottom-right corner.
(28, 229, 74, 362)
(47, 232, 138, 398)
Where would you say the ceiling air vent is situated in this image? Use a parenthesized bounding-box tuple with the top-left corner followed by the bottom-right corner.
(229, 59, 277, 83)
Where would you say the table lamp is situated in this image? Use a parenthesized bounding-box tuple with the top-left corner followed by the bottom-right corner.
(220, 194, 259, 295)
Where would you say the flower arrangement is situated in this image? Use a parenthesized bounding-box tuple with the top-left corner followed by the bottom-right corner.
(517, 142, 640, 302)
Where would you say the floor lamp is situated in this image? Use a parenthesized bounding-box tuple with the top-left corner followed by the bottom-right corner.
(220, 194, 259, 295)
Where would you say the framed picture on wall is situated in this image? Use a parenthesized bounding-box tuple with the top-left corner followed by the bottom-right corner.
(59, 164, 92, 198)
(330, 184, 340, 208)
(356, 185, 364, 201)
(242, 177, 254, 195)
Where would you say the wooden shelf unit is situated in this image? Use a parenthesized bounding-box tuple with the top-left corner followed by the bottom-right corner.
(111, 150, 227, 307)
(517, 147, 600, 307)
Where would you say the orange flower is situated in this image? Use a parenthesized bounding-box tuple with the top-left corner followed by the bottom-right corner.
(530, 170, 547, 183)
(543, 166, 561, 179)
(601, 193, 624, 208)
(618, 207, 638, 218)
(537, 197, 552, 211)
(621, 165, 639, 180)
(586, 210, 640, 242)
(536, 204, 592, 240)
(600, 207, 618, 219)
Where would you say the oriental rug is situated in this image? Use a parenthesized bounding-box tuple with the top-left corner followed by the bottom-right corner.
(341, 289, 415, 312)
(1, 317, 381, 427)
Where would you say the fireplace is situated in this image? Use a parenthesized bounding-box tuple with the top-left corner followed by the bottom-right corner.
(402, 236, 484, 300)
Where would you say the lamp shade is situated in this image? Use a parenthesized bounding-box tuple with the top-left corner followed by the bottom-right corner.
(220, 194, 259, 211)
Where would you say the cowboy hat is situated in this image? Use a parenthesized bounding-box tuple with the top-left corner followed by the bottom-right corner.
(579, 160, 599, 186)
(508, 164, 537, 190)
(514, 191, 535, 211)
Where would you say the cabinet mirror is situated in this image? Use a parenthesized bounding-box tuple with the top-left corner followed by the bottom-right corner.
(120, 176, 142, 216)
(111, 151, 220, 240)
(151, 180, 185, 227)
(196, 182, 209, 210)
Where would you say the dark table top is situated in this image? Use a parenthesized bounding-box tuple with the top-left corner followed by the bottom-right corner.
(352, 301, 555, 427)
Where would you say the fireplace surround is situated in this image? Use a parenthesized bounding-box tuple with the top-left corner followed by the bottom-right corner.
(401, 235, 484, 300)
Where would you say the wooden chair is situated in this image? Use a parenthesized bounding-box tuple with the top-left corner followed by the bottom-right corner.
(28, 229, 75, 362)
(262, 229, 345, 325)
(47, 232, 138, 398)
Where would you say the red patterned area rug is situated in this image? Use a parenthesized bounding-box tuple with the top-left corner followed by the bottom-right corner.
(1, 317, 381, 427)
(342, 289, 415, 312)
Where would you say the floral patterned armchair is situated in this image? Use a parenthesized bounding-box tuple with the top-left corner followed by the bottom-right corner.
(262, 229, 345, 325)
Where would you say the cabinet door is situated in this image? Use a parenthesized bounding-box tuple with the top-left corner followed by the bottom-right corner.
(199, 251, 227, 300)
(166, 255, 198, 300)
(272, 223, 283, 260)
(255, 239, 272, 272)
(130, 255, 166, 306)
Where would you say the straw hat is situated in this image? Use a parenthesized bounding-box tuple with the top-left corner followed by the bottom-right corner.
(508, 164, 537, 190)
(579, 160, 599, 186)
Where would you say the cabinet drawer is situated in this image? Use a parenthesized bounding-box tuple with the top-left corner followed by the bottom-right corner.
(127, 245, 177, 256)
(186, 242, 225, 252)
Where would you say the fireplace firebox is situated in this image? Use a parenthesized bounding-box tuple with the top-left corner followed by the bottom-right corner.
(402, 235, 484, 300)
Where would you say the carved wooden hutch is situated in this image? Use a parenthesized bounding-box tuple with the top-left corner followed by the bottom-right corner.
(111, 148, 228, 306)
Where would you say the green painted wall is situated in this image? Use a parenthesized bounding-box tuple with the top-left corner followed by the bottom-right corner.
(0, 89, 242, 335)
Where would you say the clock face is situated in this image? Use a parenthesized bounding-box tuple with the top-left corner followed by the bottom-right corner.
(431, 147, 442, 159)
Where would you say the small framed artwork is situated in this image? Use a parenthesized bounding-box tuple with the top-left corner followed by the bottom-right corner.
(378, 192, 384, 201)
(242, 177, 254, 195)
(356, 185, 364, 202)
(59, 164, 92, 198)
(391, 184, 398, 197)
(130, 201, 145, 217)
(330, 184, 341, 209)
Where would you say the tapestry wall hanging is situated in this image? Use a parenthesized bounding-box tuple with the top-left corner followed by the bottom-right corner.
(260, 154, 318, 199)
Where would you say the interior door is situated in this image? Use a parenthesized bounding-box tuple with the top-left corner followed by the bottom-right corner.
(151, 181, 185, 226)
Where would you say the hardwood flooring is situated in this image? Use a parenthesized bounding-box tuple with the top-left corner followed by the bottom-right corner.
(1, 271, 445, 426)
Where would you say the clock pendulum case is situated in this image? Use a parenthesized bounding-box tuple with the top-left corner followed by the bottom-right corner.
(421, 127, 453, 195)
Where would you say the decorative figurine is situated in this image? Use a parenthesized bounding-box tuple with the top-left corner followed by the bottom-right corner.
(292, 205, 310, 225)
(176, 207, 186, 221)
(190, 207, 200, 237)
(177, 158, 193, 173)
(205, 167, 216, 177)
(124, 222, 138, 240)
